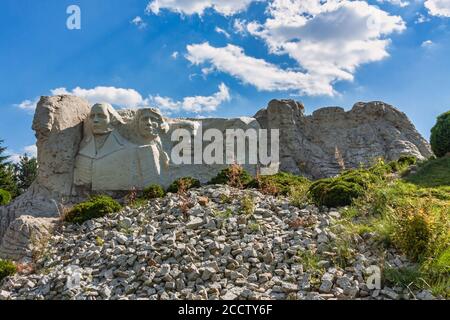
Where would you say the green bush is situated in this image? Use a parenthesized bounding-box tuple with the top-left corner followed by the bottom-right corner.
(208, 165, 253, 188)
(167, 177, 201, 194)
(430, 111, 450, 157)
(143, 184, 165, 199)
(0, 189, 11, 206)
(397, 155, 417, 167)
(249, 172, 310, 196)
(65, 195, 122, 224)
(0, 259, 17, 281)
(308, 169, 378, 207)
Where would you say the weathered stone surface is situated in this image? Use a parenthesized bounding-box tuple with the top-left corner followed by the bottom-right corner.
(0, 96, 433, 250)
(0, 185, 438, 300)
(0, 96, 90, 241)
(255, 99, 433, 179)
(0, 215, 57, 262)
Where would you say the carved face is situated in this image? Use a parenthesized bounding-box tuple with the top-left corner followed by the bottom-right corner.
(138, 110, 161, 139)
(90, 104, 111, 135)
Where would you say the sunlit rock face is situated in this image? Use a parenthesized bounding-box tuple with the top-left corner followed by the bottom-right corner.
(255, 99, 433, 179)
(0, 95, 433, 247)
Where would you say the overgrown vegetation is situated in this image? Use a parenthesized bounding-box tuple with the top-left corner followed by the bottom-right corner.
(430, 110, 450, 157)
(0, 189, 12, 206)
(0, 139, 38, 200)
(65, 195, 122, 224)
(0, 259, 17, 282)
(167, 177, 201, 194)
(331, 156, 450, 297)
(208, 164, 253, 188)
(143, 184, 166, 199)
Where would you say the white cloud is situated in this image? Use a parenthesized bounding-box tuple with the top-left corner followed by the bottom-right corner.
(146, 0, 259, 16)
(150, 83, 231, 113)
(233, 19, 247, 34)
(16, 86, 147, 111)
(377, 0, 410, 7)
(16, 98, 40, 111)
(171, 51, 179, 59)
(421, 39, 434, 47)
(415, 13, 431, 24)
(239, 0, 405, 95)
(7, 144, 37, 163)
(215, 27, 231, 38)
(51, 86, 146, 108)
(425, 0, 450, 17)
(131, 16, 147, 29)
(186, 42, 332, 95)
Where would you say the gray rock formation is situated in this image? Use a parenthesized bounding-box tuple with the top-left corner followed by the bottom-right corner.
(255, 99, 433, 179)
(0, 96, 90, 243)
(0, 215, 57, 262)
(0, 96, 433, 255)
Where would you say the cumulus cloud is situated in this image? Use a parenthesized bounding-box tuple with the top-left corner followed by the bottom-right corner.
(215, 27, 231, 38)
(16, 86, 147, 111)
(186, 42, 333, 95)
(206, 0, 405, 96)
(425, 0, 450, 17)
(149, 83, 231, 113)
(131, 16, 147, 29)
(7, 144, 37, 163)
(421, 40, 434, 47)
(16, 98, 40, 111)
(377, 0, 410, 7)
(146, 0, 259, 16)
(51, 86, 146, 108)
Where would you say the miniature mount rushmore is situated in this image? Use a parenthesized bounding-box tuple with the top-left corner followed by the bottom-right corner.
(0, 95, 433, 262)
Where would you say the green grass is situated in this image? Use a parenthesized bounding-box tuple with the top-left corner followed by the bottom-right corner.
(405, 156, 450, 188)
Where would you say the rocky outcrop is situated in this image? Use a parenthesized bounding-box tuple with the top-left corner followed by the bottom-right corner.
(255, 100, 433, 179)
(0, 186, 438, 300)
(0, 215, 57, 262)
(0, 96, 433, 248)
(0, 96, 89, 243)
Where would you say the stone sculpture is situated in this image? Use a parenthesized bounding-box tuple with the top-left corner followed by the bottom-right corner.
(0, 95, 434, 256)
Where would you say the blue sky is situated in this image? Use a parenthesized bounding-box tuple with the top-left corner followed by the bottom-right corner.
(1, 0, 450, 160)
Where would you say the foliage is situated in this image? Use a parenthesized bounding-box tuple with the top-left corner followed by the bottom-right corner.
(430, 110, 450, 157)
(250, 172, 310, 196)
(240, 195, 255, 216)
(0, 259, 17, 282)
(14, 154, 37, 193)
(143, 184, 165, 199)
(65, 195, 122, 224)
(392, 200, 449, 263)
(405, 156, 450, 188)
(0, 189, 12, 206)
(208, 164, 253, 188)
(0, 139, 17, 197)
(167, 177, 201, 194)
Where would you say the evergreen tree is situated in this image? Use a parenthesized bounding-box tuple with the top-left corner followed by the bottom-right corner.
(0, 139, 18, 196)
(14, 153, 38, 193)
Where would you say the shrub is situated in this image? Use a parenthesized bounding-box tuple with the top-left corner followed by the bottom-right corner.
(250, 172, 310, 196)
(397, 155, 417, 167)
(208, 165, 253, 188)
(143, 184, 165, 199)
(240, 195, 255, 216)
(65, 195, 122, 224)
(0, 189, 11, 206)
(393, 200, 449, 262)
(167, 177, 201, 194)
(0, 259, 17, 281)
(430, 110, 450, 157)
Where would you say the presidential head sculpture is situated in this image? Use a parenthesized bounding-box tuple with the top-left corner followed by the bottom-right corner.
(89, 103, 124, 135)
(135, 108, 168, 140)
